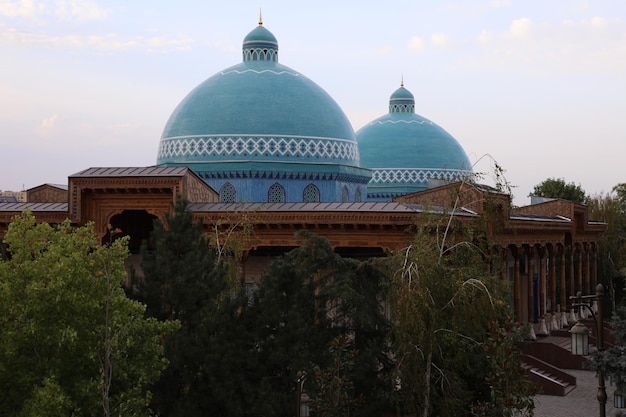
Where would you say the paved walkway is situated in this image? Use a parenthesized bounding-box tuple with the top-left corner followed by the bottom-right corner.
(533, 369, 622, 417)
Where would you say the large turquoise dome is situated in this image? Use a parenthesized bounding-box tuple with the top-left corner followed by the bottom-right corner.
(356, 83, 473, 201)
(157, 20, 371, 203)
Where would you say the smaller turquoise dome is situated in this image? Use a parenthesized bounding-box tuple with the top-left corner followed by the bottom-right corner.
(243, 23, 278, 58)
(357, 83, 473, 201)
(389, 84, 415, 113)
(243, 25, 278, 45)
(390, 87, 413, 99)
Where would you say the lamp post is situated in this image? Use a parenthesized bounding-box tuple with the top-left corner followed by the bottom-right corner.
(569, 284, 607, 417)
(296, 371, 307, 417)
(300, 392, 310, 417)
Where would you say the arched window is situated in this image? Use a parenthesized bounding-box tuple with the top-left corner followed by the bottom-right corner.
(355, 188, 362, 202)
(219, 183, 236, 203)
(341, 186, 349, 202)
(268, 183, 286, 203)
(303, 184, 320, 203)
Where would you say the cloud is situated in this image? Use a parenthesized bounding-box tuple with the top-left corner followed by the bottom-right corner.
(0, 0, 45, 18)
(0, 0, 107, 21)
(489, 0, 511, 8)
(375, 45, 396, 56)
(509, 17, 533, 39)
(36, 113, 59, 136)
(431, 32, 450, 48)
(407, 36, 425, 53)
(54, 0, 109, 21)
(476, 29, 493, 44)
(0, 27, 194, 52)
(471, 16, 626, 75)
(146, 35, 194, 52)
(443, 0, 511, 16)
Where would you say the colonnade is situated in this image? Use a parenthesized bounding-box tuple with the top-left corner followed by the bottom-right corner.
(505, 242, 598, 324)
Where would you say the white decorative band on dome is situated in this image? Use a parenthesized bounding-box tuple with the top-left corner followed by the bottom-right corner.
(389, 104, 415, 113)
(243, 48, 278, 62)
(220, 68, 300, 77)
(369, 119, 433, 126)
(158, 135, 360, 163)
(370, 168, 473, 184)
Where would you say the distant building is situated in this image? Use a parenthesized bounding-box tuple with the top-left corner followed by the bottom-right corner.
(26, 184, 68, 203)
(0, 191, 26, 203)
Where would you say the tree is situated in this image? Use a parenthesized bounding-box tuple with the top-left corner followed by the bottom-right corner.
(587, 185, 626, 308)
(130, 198, 245, 416)
(312, 336, 364, 417)
(386, 211, 535, 417)
(244, 231, 393, 417)
(529, 177, 587, 203)
(589, 306, 626, 415)
(614, 183, 626, 204)
(0, 211, 176, 417)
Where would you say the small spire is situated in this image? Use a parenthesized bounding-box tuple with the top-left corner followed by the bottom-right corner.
(400, 75, 404, 88)
(259, 9, 263, 26)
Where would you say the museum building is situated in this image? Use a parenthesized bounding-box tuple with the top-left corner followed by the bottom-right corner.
(0, 19, 606, 327)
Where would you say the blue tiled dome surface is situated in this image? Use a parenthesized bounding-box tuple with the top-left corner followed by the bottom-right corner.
(356, 85, 473, 200)
(156, 22, 371, 202)
(357, 112, 471, 170)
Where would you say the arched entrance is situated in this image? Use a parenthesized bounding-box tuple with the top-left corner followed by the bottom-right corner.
(103, 210, 157, 253)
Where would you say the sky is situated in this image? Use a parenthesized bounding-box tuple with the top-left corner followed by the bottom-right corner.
(1, 0, 625, 206)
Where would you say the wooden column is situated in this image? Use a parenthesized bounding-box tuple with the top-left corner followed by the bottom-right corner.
(538, 245, 546, 318)
(569, 245, 575, 300)
(512, 246, 521, 322)
(592, 243, 598, 289)
(527, 246, 535, 323)
(577, 243, 583, 295)
(560, 245, 567, 310)
(549, 245, 557, 313)
(585, 243, 591, 295)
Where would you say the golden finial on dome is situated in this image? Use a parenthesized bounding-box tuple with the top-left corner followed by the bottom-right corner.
(400, 75, 404, 88)
(259, 9, 263, 26)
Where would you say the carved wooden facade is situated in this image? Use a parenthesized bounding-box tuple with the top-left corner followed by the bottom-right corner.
(396, 182, 606, 322)
(0, 168, 607, 326)
(67, 167, 219, 242)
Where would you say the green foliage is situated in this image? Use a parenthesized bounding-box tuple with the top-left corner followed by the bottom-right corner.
(0, 210, 175, 417)
(614, 183, 626, 207)
(132, 198, 246, 416)
(207, 208, 256, 289)
(472, 320, 535, 417)
(587, 186, 626, 306)
(529, 177, 587, 204)
(134, 208, 392, 417)
(386, 214, 534, 417)
(245, 230, 393, 417)
(589, 307, 626, 393)
(312, 336, 364, 417)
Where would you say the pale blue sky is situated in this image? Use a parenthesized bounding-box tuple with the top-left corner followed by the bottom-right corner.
(1, 0, 625, 205)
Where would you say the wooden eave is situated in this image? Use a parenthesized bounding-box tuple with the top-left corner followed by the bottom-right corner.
(0, 203, 70, 233)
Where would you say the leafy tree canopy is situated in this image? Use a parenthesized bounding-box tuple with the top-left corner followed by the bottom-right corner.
(589, 306, 626, 395)
(587, 183, 626, 305)
(614, 183, 626, 211)
(131, 198, 247, 417)
(0, 211, 176, 417)
(386, 213, 535, 417)
(529, 177, 587, 203)
(133, 201, 393, 417)
(243, 230, 393, 417)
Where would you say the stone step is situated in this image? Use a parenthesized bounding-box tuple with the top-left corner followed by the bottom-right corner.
(522, 359, 577, 396)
